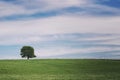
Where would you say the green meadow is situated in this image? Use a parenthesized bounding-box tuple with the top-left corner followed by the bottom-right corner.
(0, 59, 120, 80)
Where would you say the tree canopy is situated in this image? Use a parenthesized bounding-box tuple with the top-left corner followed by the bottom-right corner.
(20, 46, 36, 59)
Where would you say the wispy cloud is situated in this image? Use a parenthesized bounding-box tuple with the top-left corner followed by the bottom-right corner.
(0, 0, 88, 19)
(0, 0, 120, 59)
(0, 15, 120, 36)
(35, 44, 120, 59)
(0, 0, 120, 21)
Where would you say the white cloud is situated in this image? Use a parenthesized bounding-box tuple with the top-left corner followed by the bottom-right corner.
(39, 0, 87, 10)
(35, 46, 120, 58)
(0, 15, 120, 45)
(76, 34, 120, 41)
(1, 15, 120, 34)
(0, 0, 120, 59)
(0, 2, 26, 17)
(0, 0, 88, 17)
(81, 4, 120, 15)
(101, 37, 120, 45)
(0, 0, 120, 18)
(17, 0, 88, 10)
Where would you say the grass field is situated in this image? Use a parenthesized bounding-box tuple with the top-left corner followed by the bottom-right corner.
(0, 59, 120, 80)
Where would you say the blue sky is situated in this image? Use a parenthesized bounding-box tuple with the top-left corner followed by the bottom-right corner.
(0, 0, 120, 59)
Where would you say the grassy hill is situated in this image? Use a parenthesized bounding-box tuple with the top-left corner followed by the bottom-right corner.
(0, 59, 120, 80)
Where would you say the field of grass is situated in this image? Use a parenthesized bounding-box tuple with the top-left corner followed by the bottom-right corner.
(0, 59, 120, 80)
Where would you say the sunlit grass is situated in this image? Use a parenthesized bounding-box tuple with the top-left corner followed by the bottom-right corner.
(0, 59, 120, 80)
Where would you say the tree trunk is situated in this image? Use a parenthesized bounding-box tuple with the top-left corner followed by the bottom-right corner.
(27, 56, 29, 60)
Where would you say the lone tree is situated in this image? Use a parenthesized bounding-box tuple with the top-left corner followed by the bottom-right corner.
(20, 46, 36, 59)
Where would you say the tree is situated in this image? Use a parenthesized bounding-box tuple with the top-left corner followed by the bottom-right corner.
(20, 46, 36, 59)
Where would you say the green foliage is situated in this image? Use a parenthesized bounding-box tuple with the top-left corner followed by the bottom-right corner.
(20, 46, 36, 59)
(0, 59, 120, 80)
